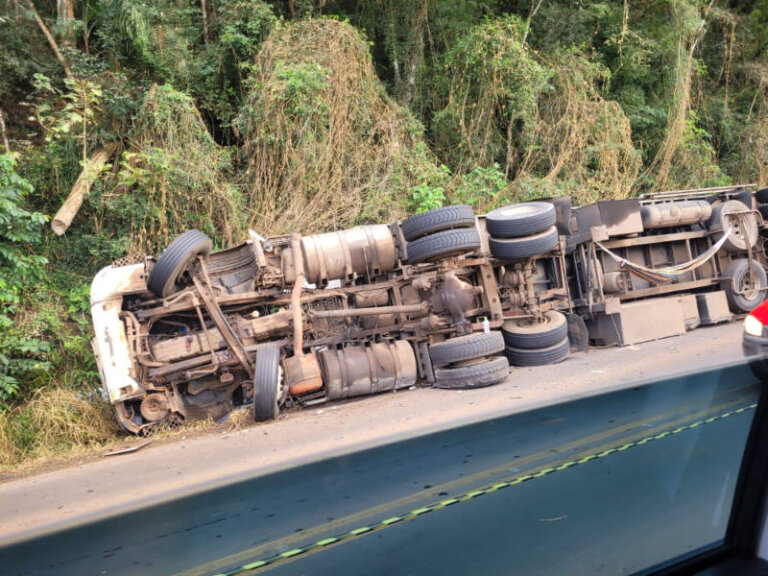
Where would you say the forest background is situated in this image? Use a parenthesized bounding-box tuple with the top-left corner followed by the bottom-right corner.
(1, 0, 767, 465)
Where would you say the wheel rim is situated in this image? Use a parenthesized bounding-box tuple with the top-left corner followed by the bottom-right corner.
(727, 214, 745, 241)
(740, 272, 759, 301)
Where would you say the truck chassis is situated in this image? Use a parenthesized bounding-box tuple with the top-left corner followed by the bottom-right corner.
(90, 186, 768, 433)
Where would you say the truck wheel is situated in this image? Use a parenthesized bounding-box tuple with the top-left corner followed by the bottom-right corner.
(707, 200, 758, 253)
(722, 258, 768, 313)
(406, 228, 481, 264)
(489, 226, 559, 260)
(505, 337, 569, 367)
(502, 311, 567, 350)
(485, 202, 556, 238)
(147, 230, 213, 297)
(253, 343, 281, 422)
(401, 205, 476, 241)
(433, 356, 509, 389)
(428, 331, 505, 367)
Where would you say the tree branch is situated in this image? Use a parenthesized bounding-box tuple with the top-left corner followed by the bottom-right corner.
(521, 0, 544, 45)
(16, 0, 73, 80)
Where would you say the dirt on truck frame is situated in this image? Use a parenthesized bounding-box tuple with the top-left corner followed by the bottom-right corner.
(89, 185, 768, 434)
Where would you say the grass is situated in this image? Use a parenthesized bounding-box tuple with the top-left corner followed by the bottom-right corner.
(0, 389, 262, 476)
(0, 387, 121, 470)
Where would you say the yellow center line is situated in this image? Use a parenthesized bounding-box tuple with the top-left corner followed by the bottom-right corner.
(175, 395, 754, 576)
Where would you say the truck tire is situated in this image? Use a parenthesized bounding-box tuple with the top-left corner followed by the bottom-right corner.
(147, 230, 213, 297)
(502, 311, 567, 350)
(401, 205, 476, 241)
(505, 337, 569, 367)
(434, 356, 509, 389)
(722, 258, 768, 313)
(253, 343, 281, 422)
(428, 331, 505, 367)
(406, 228, 481, 264)
(486, 202, 556, 238)
(489, 226, 559, 260)
(707, 200, 758, 253)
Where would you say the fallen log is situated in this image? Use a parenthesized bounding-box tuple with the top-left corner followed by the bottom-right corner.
(51, 143, 118, 236)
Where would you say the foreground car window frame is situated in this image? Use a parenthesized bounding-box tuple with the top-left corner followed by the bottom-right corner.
(645, 377, 768, 575)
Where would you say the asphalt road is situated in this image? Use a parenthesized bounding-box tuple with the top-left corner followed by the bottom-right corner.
(0, 321, 748, 548)
(0, 361, 760, 576)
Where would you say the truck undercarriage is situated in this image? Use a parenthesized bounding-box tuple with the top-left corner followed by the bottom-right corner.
(90, 186, 768, 433)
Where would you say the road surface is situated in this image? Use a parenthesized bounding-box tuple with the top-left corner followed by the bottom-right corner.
(0, 359, 759, 575)
(0, 321, 749, 550)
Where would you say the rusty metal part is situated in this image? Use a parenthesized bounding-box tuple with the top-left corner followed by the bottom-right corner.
(361, 313, 397, 330)
(148, 310, 293, 364)
(291, 232, 305, 356)
(191, 271, 255, 380)
(477, 264, 503, 322)
(355, 288, 394, 328)
(355, 288, 389, 307)
(502, 270, 523, 286)
(204, 241, 261, 294)
(411, 276, 433, 291)
(248, 234, 268, 267)
(283, 352, 323, 395)
(418, 341, 435, 383)
(506, 291, 525, 307)
(310, 303, 428, 318)
(318, 341, 417, 400)
(400, 284, 422, 305)
(148, 339, 289, 379)
(235, 309, 293, 341)
(140, 393, 170, 422)
(524, 261, 538, 317)
(420, 315, 449, 331)
(432, 273, 481, 322)
(148, 310, 292, 366)
(134, 271, 410, 322)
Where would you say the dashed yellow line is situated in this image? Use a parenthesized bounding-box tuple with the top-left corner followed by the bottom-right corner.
(213, 402, 757, 576)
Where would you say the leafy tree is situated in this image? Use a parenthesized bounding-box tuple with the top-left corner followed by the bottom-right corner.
(0, 154, 48, 401)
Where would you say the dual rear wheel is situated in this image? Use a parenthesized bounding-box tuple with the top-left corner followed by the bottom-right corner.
(486, 202, 559, 261)
(428, 331, 509, 389)
(502, 311, 570, 367)
(402, 205, 481, 264)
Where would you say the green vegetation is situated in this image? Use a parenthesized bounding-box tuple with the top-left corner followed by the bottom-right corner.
(1, 0, 768, 466)
(0, 154, 47, 401)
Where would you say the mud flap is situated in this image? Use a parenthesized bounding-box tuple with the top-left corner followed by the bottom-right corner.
(564, 312, 589, 352)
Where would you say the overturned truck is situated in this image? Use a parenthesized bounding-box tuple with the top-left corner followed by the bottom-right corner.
(90, 185, 768, 433)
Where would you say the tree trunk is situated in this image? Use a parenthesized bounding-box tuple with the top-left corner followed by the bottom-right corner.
(57, 0, 76, 49)
(0, 108, 9, 154)
(16, 0, 73, 80)
(200, 0, 209, 44)
(51, 143, 118, 236)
